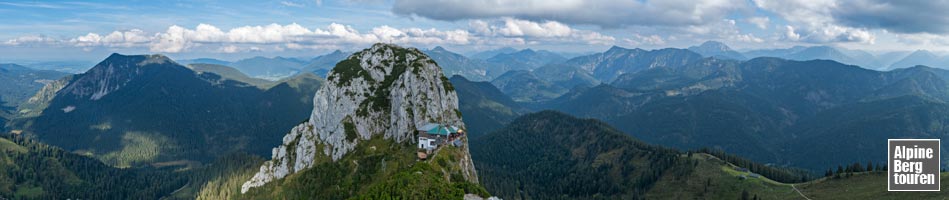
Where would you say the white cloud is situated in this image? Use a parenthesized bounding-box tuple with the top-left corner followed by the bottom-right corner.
(785, 25, 801, 41)
(895, 33, 949, 46)
(3, 35, 60, 46)
(219, 45, 240, 53)
(754, 0, 874, 44)
(149, 25, 192, 53)
(144, 23, 401, 52)
(371, 26, 404, 41)
(497, 19, 572, 37)
(731, 34, 764, 43)
(468, 20, 492, 35)
(5, 16, 616, 53)
(674, 19, 764, 44)
(44, 22, 538, 53)
(832, 0, 949, 34)
(393, 0, 748, 28)
(70, 29, 150, 48)
(471, 18, 614, 45)
(753, 0, 834, 27)
(281, 1, 304, 7)
(401, 28, 472, 45)
(747, 17, 770, 29)
(623, 34, 666, 46)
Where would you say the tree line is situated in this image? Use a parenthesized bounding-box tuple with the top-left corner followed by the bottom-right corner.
(695, 148, 817, 183)
(0, 134, 186, 199)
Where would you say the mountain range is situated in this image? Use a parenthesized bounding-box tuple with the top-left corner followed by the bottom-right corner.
(425, 40, 949, 172)
(742, 45, 882, 69)
(888, 50, 949, 70)
(468, 47, 518, 60)
(7, 40, 949, 199)
(0, 64, 68, 129)
(486, 48, 567, 70)
(19, 41, 940, 173)
(433, 42, 949, 172)
(423, 46, 499, 81)
(177, 58, 232, 66)
(688, 41, 747, 60)
(302, 50, 351, 77)
(471, 111, 825, 200)
(9, 53, 322, 168)
(450, 75, 528, 138)
(229, 56, 308, 80)
(531, 55, 949, 170)
(178, 51, 351, 81)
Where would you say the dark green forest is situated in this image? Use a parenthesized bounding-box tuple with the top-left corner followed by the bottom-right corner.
(471, 111, 823, 200)
(471, 111, 683, 199)
(0, 134, 186, 199)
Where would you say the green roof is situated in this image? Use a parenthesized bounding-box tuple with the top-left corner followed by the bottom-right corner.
(424, 124, 458, 135)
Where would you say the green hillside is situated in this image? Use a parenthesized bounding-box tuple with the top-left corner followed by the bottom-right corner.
(539, 56, 949, 171)
(491, 70, 568, 102)
(797, 172, 949, 199)
(469, 111, 948, 199)
(646, 153, 801, 199)
(647, 153, 949, 199)
(471, 111, 691, 199)
(471, 111, 815, 200)
(450, 75, 528, 138)
(166, 153, 267, 200)
(239, 136, 488, 199)
(0, 64, 69, 128)
(0, 135, 186, 199)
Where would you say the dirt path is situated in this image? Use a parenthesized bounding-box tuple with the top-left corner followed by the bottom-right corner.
(791, 184, 811, 200)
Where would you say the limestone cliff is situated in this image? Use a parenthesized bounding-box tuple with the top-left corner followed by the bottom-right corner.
(242, 43, 479, 193)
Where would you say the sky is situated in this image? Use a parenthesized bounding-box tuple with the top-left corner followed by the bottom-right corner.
(1, 0, 948, 62)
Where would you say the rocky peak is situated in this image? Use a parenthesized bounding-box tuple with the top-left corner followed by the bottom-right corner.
(908, 49, 938, 59)
(697, 41, 732, 51)
(0, 63, 32, 72)
(519, 48, 536, 53)
(242, 43, 476, 193)
(688, 41, 747, 60)
(606, 45, 628, 53)
(326, 50, 345, 57)
(59, 53, 177, 100)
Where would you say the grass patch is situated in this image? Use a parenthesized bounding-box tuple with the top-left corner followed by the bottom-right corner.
(89, 121, 112, 131)
(14, 185, 44, 199)
(343, 116, 359, 141)
(0, 137, 27, 153)
(646, 153, 799, 199)
(330, 57, 373, 87)
(441, 75, 454, 92)
(797, 172, 949, 199)
(99, 131, 174, 168)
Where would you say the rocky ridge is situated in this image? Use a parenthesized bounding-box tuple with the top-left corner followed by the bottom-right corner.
(59, 54, 174, 100)
(241, 43, 478, 193)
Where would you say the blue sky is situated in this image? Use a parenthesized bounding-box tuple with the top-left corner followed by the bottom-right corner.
(1, 0, 947, 61)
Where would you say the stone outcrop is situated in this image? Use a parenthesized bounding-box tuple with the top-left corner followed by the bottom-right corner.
(242, 43, 478, 193)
